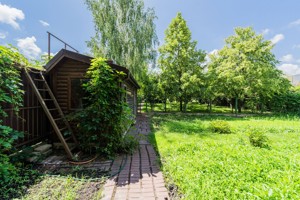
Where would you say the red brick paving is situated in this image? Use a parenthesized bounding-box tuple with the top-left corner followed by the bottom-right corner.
(102, 114, 169, 200)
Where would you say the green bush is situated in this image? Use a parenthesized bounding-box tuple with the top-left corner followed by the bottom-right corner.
(248, 131, 270, 148)
(70, 58, 135, 157)
(0, 125, 24, 182)
(268, 91, 300, 113)
(209, 120, 231, 134)
(0, 165, 40, 200)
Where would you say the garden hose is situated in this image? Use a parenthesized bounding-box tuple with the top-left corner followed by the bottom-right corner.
(68, 154, 99, 165)
(40, 174, 106, 183)
(39, 154, 128, 182)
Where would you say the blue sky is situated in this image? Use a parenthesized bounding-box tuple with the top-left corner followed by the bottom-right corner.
(1, 0, 300, 75)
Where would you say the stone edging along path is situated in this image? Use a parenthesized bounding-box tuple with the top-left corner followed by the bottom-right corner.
(102, 114, 169, 200)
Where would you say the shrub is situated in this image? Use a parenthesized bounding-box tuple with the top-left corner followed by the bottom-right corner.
(268, 91, 300, 114)
(209, 120, 231, 134)
(70, 58, 135, 157)
(0, 165, 40, 200)
(248, 131, 270, 148)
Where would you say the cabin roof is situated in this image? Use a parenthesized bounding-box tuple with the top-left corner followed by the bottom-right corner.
(44, 49, 140, 89)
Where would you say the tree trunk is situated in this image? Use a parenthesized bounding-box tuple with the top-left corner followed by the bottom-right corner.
(164, 100, 167, 112)
(183, 102, 187, 112)
(180, 98, 183, 112)
(209, 100, 212, 113)
(150, 103, 154, 111)
(235, 96, 238, 116)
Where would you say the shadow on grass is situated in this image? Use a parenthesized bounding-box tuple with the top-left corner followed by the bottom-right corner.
(0, 163, 108, 200)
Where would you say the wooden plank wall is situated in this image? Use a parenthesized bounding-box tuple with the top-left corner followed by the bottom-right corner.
(125, 82, 137, 115)
(49, 58, 88, 113)
(48, 57, 138, 116)
(1, 70, 49, 148)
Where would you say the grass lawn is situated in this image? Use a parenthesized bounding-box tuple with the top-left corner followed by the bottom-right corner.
(150, 114, 300, 199)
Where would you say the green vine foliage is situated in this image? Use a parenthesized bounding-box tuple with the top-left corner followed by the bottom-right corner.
(0, 45, 28, 118)
(0, 45, 27, 183)
(71, 58, 135, 157)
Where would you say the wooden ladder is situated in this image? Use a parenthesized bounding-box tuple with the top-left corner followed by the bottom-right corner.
(25, 69, 78, 159)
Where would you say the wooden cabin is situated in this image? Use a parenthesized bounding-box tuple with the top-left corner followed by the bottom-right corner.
(4, 49, 140, 148)
(45, 49, 140, 115)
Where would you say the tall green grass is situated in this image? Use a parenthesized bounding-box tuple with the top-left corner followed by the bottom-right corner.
(150, 114, 300, 199)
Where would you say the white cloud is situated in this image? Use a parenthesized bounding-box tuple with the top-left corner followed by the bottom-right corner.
(270, 34, 284, 44)
(289, 19, 300, 27)
(39, 20, 50, 27)
(209, 49, 218, 56)
(17, 36, 41, 59)
(205, 49, 218, 61)
(278, 63, 300, 76)
(0, 3, 24, 29)
(203, 49, 219, 68)
(280, 54, 294, 62)
(0, 32, 7, 39)
(261, 28, 270, 35)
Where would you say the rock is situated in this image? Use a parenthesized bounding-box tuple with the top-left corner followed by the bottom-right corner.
(34, 144, 52, 153)
(26, 156, 39, 163)
(32, 151, 42, 156)
(42, 149, 53, 157)
(53, 142, 75, 149)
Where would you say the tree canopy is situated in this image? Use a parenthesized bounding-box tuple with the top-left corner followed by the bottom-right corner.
(85, 0, 158, 80)
(158, 12, 206, 112)
(208, 27, 290, 113)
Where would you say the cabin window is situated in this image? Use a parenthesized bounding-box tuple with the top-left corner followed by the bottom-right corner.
(70, 79, 87, 109)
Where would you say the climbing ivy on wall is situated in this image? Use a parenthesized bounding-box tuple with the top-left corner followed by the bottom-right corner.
(0, 45, 28, 183)
(71, 57, 136, 157)
(0, 45, 28, 118)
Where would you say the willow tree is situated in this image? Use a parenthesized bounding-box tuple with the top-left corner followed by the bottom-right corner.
(208, 27, 289, 114)
(159, 12, 205, 112)
(85, 0, 158, 80)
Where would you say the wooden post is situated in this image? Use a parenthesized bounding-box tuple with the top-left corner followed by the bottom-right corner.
(48, 32, 51, 61)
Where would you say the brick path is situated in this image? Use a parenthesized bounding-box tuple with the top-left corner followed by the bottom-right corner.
(102, 114, 169, 200)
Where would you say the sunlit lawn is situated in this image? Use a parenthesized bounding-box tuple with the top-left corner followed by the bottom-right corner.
(150, 114, 300, 199)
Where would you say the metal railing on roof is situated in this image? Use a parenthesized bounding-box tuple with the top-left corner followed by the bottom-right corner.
(47, 31, 79, 60)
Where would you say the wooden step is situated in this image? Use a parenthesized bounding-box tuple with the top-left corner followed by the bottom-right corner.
(34, 79, 44, 81)
(65, 136, 73, 141)
(59, 127, 67, 132)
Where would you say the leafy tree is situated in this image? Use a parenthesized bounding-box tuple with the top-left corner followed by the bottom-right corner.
(159, 12, 206, 112)
(143, 72, 161, 111)
(85, 0, 158, 80)
(202, 71, 218, 112)
(208, 27, 290, 114)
